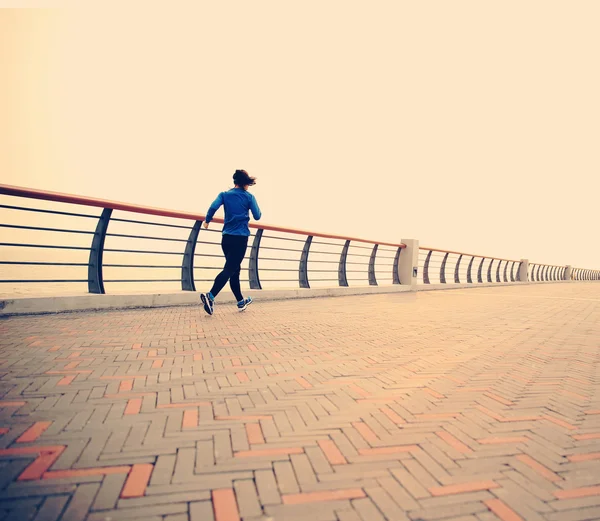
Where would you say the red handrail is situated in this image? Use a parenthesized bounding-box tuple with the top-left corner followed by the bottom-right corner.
(419, 246, 519, 263)
(0, 183, 406, 249)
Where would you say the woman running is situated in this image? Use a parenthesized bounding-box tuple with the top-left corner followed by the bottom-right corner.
(200, 169, 262, 315)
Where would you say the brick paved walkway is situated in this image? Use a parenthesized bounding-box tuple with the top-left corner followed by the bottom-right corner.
(1, 283, 599, 521)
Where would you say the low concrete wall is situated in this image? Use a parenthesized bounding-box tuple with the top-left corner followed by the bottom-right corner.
(0, 280, 580, 317)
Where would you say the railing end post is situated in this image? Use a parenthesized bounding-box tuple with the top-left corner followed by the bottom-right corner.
(564, 265, 572, 281)
(399, 239, 419, 290)
(518, 258, 529, 282)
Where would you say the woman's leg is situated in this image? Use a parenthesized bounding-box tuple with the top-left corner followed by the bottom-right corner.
(228, 237, 248, 302)
(209, 235, 235, 298)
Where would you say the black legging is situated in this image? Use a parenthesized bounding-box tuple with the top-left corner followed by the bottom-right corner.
(210, 234, 248, 302)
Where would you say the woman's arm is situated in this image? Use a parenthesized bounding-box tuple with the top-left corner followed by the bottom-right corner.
(249, 193, 262, 221)
(203, 192, 224, 228)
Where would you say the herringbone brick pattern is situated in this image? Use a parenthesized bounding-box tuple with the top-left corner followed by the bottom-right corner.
(0, 283, 599, 521)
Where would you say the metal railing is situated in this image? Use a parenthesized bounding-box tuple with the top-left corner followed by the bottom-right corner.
(572, 268, 598, 281)
(418, 247, 524, 285)
(528, 263, 567, 282)
(1, 183, 598, 295)
(417, 247, 598, 285)
(0, 184, 406, 294)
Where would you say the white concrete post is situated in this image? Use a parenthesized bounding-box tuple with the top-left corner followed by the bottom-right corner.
(518, 259, 529, 282)
(564, 265, 572, 281)
(399, 239, 419, 290)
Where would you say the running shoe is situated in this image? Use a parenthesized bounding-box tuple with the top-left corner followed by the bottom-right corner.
(237, 296, 253, 311)
(200, 293, 214, 315)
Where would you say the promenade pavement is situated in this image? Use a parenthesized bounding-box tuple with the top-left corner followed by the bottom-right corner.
(0, 283, 599, 521)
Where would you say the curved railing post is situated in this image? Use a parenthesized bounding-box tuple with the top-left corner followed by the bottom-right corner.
(536, 264, 542, 282)
(88, 208, 112, 294)
(467, 256, 475, 283)
(423, 250, 432, 284)
(249, 229, 263, 290)
(181, 220, 201, 291)
(440, 253, 449, 283)
(454, 254, 462, 283)
(487, 259, 493, 283)
(510, 261, 516, 282)
(392, 246, 401, 284)
(477, 258, 485, 283)
(339, 240, 350, 287)
(503, 261, 508, 282)
(368, 244, 379, 286)
(299, 235, 313, 288)
(496, 260, 501, 282)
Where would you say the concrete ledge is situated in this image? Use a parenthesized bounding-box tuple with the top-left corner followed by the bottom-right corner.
(0, 280, 585, 317)
(0, 284, 413, 316)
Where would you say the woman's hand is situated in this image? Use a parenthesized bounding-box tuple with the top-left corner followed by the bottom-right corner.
(203, 222, 209, 229)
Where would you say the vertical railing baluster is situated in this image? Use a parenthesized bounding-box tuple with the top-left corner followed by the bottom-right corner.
(299, 235, 313, 289)
(477, 258, 485, 283)
(487, 259, 493, 283)
(181, 220, 201, 291)
(338, 240, 350, 287)
(392, 246, 401, 284)
(440, 253, 449, 283)
(536, 264, 542, 281)
(423, 250, 432, 284)
(249, 229, 263, 290)
(503, 261, 508, 282)
(496, 260, 501, 282)
(88, 208, 112, 294)
(467, 256, 475, 283)
(510, 261, 516, 282)
(454, 254, 462, 283)
(368, 244, 378, 286)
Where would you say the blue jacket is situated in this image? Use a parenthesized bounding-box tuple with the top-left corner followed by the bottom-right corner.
(205, 188, 262, 236)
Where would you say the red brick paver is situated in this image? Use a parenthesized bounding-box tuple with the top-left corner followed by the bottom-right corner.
(0, 282, 598, 520)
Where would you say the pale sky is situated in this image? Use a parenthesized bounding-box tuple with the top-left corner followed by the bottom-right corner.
(1, 3, 599, 270)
